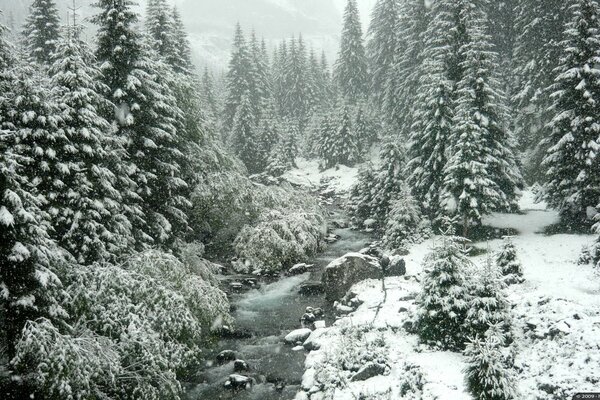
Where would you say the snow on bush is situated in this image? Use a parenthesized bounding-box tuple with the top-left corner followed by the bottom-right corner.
(13, 249, 230, 400)
(232, 182, 326, 273)
(234, 209, 325, 273)
(12, 319, 122, 400)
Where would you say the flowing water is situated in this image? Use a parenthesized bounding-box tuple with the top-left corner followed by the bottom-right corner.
(184, 222, 372, 400)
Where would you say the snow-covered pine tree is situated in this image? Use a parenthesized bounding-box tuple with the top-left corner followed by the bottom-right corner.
(406, 0, 461, 223)
(367, 0, 399, 109)
(307, 47, 325, 113)
(272, 40, 288, 117)
(465, 259, 513, 342)
(224, 24, 254, 133)
(318, 101, 359, 169)
(496, 236, 523, 283)
(320, 50, 335, 105)
(353, 101, 377, 154)
(0, 21, 64, 359)
(249, 31, 271, 120)
(48, 26, 132, 264)
(133, 50, 192, 248)
(281, 35, 310, 129)
(416, 231, 472, 350)
(256, 100, 281, 173)
(389, 0, 430, 135)
(334, 0, 369, 104)
(382, 183, 424, 251)
(442, 3, 523, 237)
(347, 164, 378, 229)
(512, 0, 568, 183)
(200, 66, 219, 131)
(543, 0, 600, 226)
(231, 90, 259, 173)
(22, 0, 61, 65)
(369, 140, 405, 228)
(265, 118, 298, 176)
(146, 0, 175, 62)
(93, 0, 190, 249)
(170, 6, 193, 75)
(464, 328, 518, 400)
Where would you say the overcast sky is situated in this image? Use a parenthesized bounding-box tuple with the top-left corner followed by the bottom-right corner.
(1, 0, 378, 72)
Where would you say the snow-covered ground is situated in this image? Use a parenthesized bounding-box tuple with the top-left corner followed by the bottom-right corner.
(296, 192, 600, 399)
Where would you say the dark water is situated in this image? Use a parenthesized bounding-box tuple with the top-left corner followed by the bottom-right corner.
(183, 225, 372, 400)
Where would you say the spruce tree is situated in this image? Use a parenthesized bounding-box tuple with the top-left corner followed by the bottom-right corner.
(465, 260, 513, 342)
(256, 100, 281, 172)
(382, 184, 423, 251)
(318, 101, 359, 169)
(231, 90, 259, 173)
(348, 165, 378, 229)
(407, 0, 461, 222)
(93, 0, 189, 249)
(416, 232, 472, 351)
(307, 47, 325, 111)
(370, 140, 405, 229)
(272, 40, 288, 116)
(334, 0, 369, 104)
(224, 24, 253, 132)
(389, 0, 430, 135)
(266, 118, 298, 176)
(48, 26, 132, 264)
(146, 0, 175, 61)
(200, 66, 219, 129)
(464, 328, 518, 400)
(367, 0, 399, 109)
(249, 31, 270, 118)
(496, 237, 523, 283)
(442, 4, 522, 236)
(171, 6, 193, 74)
(0, 23, 64, 358)
(512, 0, 568, 183)
(22, 0, 61, 65)
(544, 0, 600, 225)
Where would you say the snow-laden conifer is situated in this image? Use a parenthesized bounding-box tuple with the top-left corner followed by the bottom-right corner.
(22, 0, 61, 64)
(544, 0, 600, 225)
(416, 230, 472, 350)
(334, 0, 369, 104)
(49, 26, 132, 264)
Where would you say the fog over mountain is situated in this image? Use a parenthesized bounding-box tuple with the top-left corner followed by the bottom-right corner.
(1, 0, 377, 72)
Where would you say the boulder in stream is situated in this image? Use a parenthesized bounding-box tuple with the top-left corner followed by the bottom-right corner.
(284, 328, 312, 344)
(288, 263, 314, 276)
(298, 281, 324, 295)
(322, 253, 381, 301)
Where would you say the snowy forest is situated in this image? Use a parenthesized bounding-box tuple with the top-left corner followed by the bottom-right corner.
(0, 0, 599, 399)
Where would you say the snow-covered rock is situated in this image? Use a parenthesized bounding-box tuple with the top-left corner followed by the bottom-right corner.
(216, 350, 236, 364)
(224, 374, 253, 390)
(322, 253, 381, 301)
(288, 263, 314, 275)
(350, 362, 387, 381)
(233, 359, 249, 372)
(284, 328, 312, 344)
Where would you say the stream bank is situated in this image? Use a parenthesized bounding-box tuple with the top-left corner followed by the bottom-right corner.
(183, 209, 373, 400)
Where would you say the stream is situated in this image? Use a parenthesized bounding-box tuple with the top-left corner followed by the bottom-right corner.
(184, 215, 373, 400)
